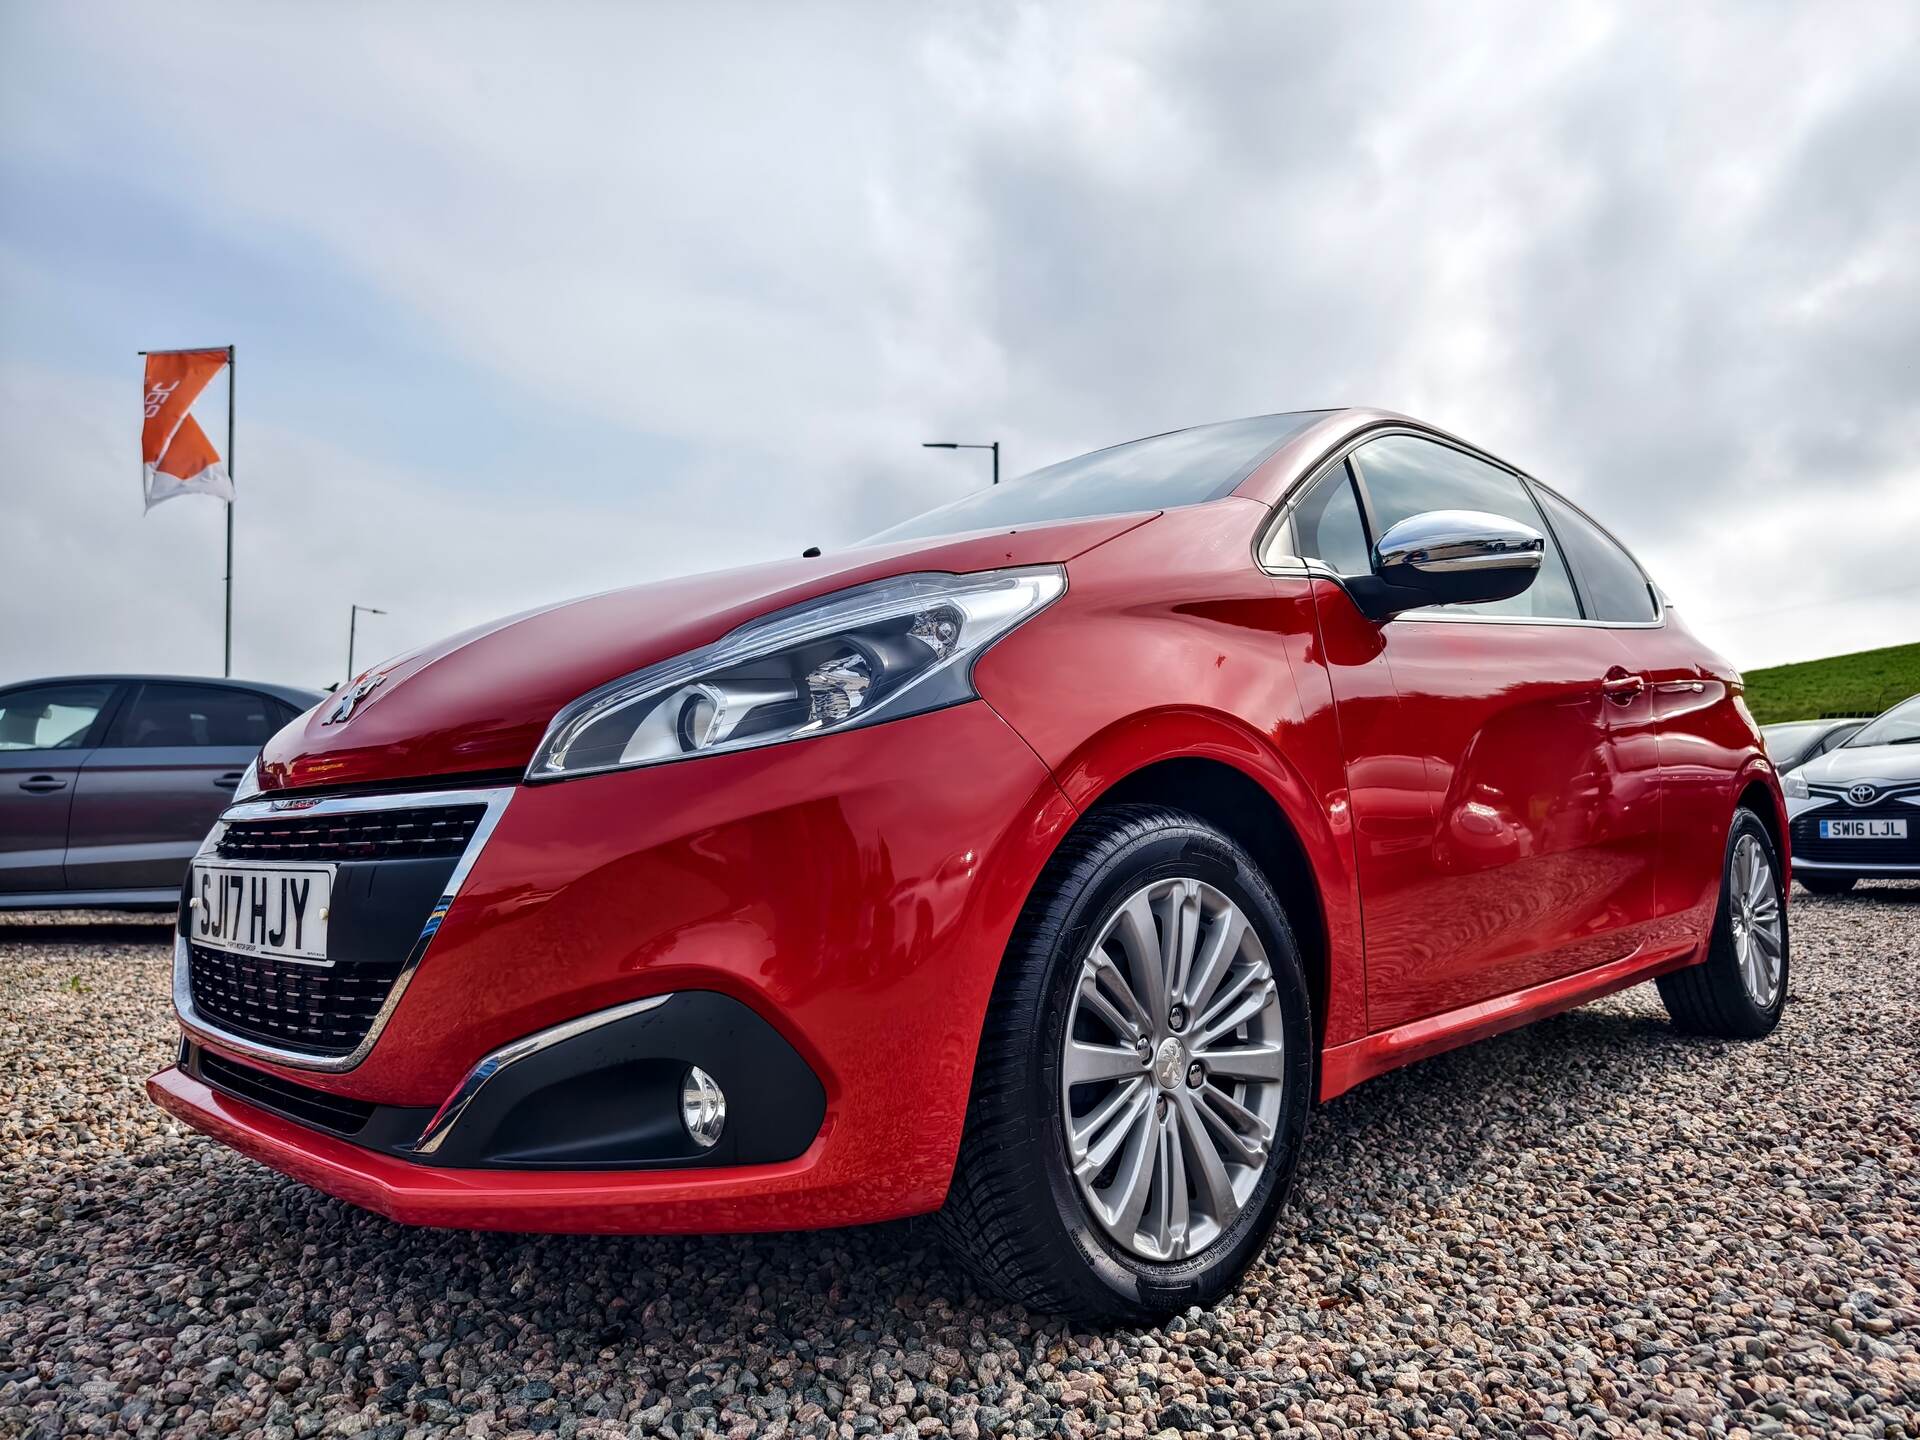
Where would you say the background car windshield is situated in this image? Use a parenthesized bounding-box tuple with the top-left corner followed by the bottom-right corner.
(863, 411, 1329, 544)
(1762, 722, 1823, 750)
(1843, 695, 1920, 747)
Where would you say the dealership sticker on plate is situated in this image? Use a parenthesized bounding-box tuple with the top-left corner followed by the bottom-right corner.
(1818, 818, 1907, 840)
(190, 861, 333, 964)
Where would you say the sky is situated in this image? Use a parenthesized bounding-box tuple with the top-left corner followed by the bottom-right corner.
(1, 1, 1916, 692)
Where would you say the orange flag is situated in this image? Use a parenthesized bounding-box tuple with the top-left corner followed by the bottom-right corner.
(142, 349, 233, 511)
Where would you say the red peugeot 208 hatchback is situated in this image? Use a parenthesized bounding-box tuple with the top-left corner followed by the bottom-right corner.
(151, 409, 1789, 1320)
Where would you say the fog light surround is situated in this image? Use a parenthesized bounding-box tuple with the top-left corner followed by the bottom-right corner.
(681, 1065, 727, 1149)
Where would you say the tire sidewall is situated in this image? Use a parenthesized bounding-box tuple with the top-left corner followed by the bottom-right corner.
(1024, 820, 1314, 1315)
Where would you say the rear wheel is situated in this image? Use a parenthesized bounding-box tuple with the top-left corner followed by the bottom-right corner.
(1657, 809, 1788, 1038)
(1796, 873, 1856, 896)
(940, 805, 1313, 1322)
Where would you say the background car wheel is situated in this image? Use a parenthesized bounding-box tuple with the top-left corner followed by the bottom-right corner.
(1656, 808, 1789, 1039)
(939, 804, 1314, 1322)
(1796, 873, 1856, 895)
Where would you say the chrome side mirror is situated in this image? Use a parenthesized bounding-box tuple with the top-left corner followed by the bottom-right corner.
(1350, 509, 1544, 620)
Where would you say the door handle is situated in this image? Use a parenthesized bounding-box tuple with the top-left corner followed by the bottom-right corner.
(19, 775, 69, 794)
(1601, 670, 1647, 704)
(215, 772, 243, 790)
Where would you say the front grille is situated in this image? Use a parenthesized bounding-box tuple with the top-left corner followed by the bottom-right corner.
(188, 944, 404, 1056)
(217, 805, 485, 862)
(1791, 808, 1920, 866)
(198, 1048, 375, 1135)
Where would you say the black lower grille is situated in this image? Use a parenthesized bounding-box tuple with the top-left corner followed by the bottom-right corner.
(1791, 808, 1920, 866)
(217, 805, 485, 862)
(197, 1049, 375, 1135)
(188, 944, 403, 1057)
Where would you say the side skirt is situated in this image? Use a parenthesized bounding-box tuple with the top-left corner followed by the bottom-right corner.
(1317, 940, 1702, 1102)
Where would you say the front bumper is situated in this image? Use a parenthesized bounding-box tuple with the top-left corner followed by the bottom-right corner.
(147, 1063, 839, 1233)
(157, 700, 1077, 1230)
(1785, 792, 1920, 879)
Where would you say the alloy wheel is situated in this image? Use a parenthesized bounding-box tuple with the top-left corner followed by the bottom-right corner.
(1728, 832, 1784, 1009)
(1059, 877, 1285, 1262)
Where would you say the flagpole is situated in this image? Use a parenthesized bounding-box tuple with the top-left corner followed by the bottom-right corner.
(224, 345, 235, 678)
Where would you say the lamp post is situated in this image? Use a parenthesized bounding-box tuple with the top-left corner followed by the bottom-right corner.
(346, 604, 387, 685)
(922, 439, 999, 486)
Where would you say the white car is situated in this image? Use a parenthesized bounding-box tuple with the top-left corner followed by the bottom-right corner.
(1782, 694, 1920, 893)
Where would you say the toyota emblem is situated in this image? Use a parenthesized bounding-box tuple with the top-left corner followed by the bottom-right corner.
(1846, 782, 1879, 807)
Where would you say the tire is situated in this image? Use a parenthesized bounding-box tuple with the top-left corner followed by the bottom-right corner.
(1656, 808, 1789, 1039)
(940, 804, 1314, 1323)
(1796, 873, 1856, 896)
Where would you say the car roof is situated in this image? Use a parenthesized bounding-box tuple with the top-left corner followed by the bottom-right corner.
(0, 674, 327, 708)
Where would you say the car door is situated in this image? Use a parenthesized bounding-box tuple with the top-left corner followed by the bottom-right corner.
(1290, 434, 1664, 1031)
(64, 682, 286, 893)
(0, 680, 121, 893)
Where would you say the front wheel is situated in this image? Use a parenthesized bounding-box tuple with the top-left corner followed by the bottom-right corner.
(1657, 808, 1789, 1038)
(939, 805, 1314, 1322)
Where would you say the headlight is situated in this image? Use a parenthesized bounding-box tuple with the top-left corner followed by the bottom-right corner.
(528, 567, 1065, 780)
(232, 757, 262, 803)
(1782, 770, 1809, 799)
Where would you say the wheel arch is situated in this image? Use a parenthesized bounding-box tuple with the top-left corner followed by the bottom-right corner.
(1019, 705, 1362, 1059)
(1084, 758, 1330, 1051)
(1734, 761, 1789, 872)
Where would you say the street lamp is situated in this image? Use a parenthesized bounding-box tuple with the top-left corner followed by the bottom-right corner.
(347, 604, 387, 685)
(922, 440, 999, 486)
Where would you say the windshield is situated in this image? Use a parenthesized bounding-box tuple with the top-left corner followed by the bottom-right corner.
(1844, 694, 1920, 748)
(862, 411, 1331, 545)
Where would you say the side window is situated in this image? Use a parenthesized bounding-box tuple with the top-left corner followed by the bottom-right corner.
(0, 682, 115, 751)
(1533, 487, 1659, 623)
(1287, 462, 1374, 576)
(1350, 435, 1580, 619)
(113, 684, 283, 749)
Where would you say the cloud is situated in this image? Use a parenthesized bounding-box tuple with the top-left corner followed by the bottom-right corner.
(1, 0, 1916, 678)
(0, 361, 794, 688)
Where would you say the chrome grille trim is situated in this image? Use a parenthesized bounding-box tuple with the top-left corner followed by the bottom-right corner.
(172, 786, 515, 1073)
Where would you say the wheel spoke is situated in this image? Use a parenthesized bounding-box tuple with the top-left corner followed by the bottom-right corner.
(1098, 1101, 1159, 1237)
(1194, 976, 1273, 1051)
(1111, 892, 1166, 1025)
(1071, 1077, 1149, 1173)
(1197, 1083, 1270, 1165)
(1160, 1110, 1189, 1259)
(1159, 881, 1200, 1008)
(1193, 1042, 1285, 1082)
(1066, 1039, 1145, 1087)
(1083, 955, 1149, 1039)
(1175, 1090, 1237, 1220)
(1182, 906, 1246, 1014)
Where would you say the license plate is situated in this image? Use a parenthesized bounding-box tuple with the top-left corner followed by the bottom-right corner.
(189, 861, 333, 963)
(1819, 818, 1907, 840)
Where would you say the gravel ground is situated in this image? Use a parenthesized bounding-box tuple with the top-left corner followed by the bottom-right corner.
(3, 890, 1917, 1440)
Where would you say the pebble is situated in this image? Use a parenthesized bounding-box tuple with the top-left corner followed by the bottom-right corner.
(3, 891, 1918, 1437)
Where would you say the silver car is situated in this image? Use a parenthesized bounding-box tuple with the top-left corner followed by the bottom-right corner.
(1782, 693, 1920, 893)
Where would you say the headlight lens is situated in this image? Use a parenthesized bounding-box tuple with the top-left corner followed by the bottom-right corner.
(232, 757, 262, 803)
(528, 566, 1065, 780)
(1782, 770, 1809, 799)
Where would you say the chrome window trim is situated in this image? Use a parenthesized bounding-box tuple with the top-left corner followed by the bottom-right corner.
(1254, 423, 1668, 631)
(403, 993, 674, 1156)
(172, 785, 516, 1073)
